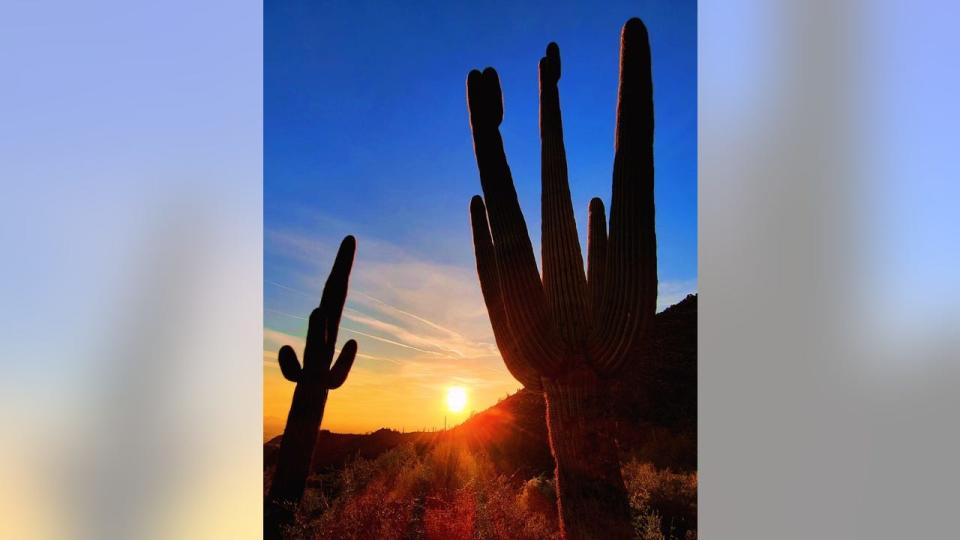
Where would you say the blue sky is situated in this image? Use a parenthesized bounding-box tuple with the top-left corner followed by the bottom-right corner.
(264, 0, 696, 435)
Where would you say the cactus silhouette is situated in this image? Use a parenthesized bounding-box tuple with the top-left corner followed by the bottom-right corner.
(467, 18, 656, 539)
(265, 235, 358, 537)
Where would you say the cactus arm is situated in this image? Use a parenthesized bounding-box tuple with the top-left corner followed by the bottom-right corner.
(587, 198, 608, 319)
(326, 339, 357, 390)
(466, 68, 564, 373)
(592, 18, 657, 373)
(539, 42, 589, 347)
(277, 345, 302, 382)
(471, 196, 544, 390)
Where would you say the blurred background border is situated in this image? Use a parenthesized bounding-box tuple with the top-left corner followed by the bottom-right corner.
(1, 1, 957, 538)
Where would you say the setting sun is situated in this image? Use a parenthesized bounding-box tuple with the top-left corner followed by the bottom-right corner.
(446, 386, 468, 413)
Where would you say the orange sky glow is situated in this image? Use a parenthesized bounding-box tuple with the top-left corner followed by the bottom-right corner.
(263, 230, 695, 441)
(262, 232, 527, 440)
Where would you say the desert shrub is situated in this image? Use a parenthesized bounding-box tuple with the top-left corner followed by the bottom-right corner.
(424, 441, 478, 495)
(424, 488, 476, 539)
(621, 426, 697, 471)
(472, 474, 560, 540)
(313, 478, 417, 539)
(621, 459, 697, 540)
(295, 444, 424, 539)
(337, 456, 375, 497)
(635, 511, 665, 540)
(392, 455, 430, 502)
(517, 475, 557, 520)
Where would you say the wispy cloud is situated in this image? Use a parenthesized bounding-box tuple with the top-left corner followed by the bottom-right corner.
(266, 228, 500, 350)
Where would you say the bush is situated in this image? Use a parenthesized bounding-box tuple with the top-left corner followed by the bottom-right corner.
(517, 475, 556, 521)
(621, 459, 697, 540)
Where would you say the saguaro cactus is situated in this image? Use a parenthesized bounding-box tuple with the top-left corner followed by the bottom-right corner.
(467, 18, 656, 539)
(266, 236, 358, 531)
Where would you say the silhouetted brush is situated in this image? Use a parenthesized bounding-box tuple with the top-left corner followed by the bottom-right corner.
(265, 235, 358, 537)
(467, 18, 655, 539)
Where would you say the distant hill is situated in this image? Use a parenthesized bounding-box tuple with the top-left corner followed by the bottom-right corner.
(264, 294, 697, 489)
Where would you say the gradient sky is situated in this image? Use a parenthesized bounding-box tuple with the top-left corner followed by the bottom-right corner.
(264, 0, 697, 438)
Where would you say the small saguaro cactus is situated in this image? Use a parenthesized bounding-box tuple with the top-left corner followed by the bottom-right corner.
(266, 236, 358, 530)
(467, 18, 656, 539)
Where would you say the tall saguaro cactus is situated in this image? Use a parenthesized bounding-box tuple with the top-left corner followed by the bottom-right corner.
(266, 236, 358, 534)
(467, 18, 656, 539)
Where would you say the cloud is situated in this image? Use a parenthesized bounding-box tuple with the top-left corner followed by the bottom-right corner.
(266, 227, 501, 353)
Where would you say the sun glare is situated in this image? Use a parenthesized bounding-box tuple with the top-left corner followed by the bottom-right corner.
(446, 386, 468, 413)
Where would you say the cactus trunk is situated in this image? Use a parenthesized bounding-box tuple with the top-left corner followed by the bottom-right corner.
(268, 381, 328, 504)
(544, 369, 634, 540)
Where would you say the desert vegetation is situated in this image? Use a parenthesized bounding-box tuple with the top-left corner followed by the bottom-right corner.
(273, 437, 695, 540)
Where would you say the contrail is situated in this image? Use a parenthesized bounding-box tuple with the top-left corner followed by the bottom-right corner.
(263, 311, 404, 365)
(340, 326, 445, 357)
(355, 352, 403, 365)
(266, 305, 444, 356)
(265, 279, 316, 298)
(268, 279, 465, 340)
(355, 291, 466, 339)
(343, 309, 466, 358)
(265, 308, 306, 320)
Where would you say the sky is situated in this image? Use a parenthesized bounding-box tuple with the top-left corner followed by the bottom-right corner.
(264, 0, 697, 438)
